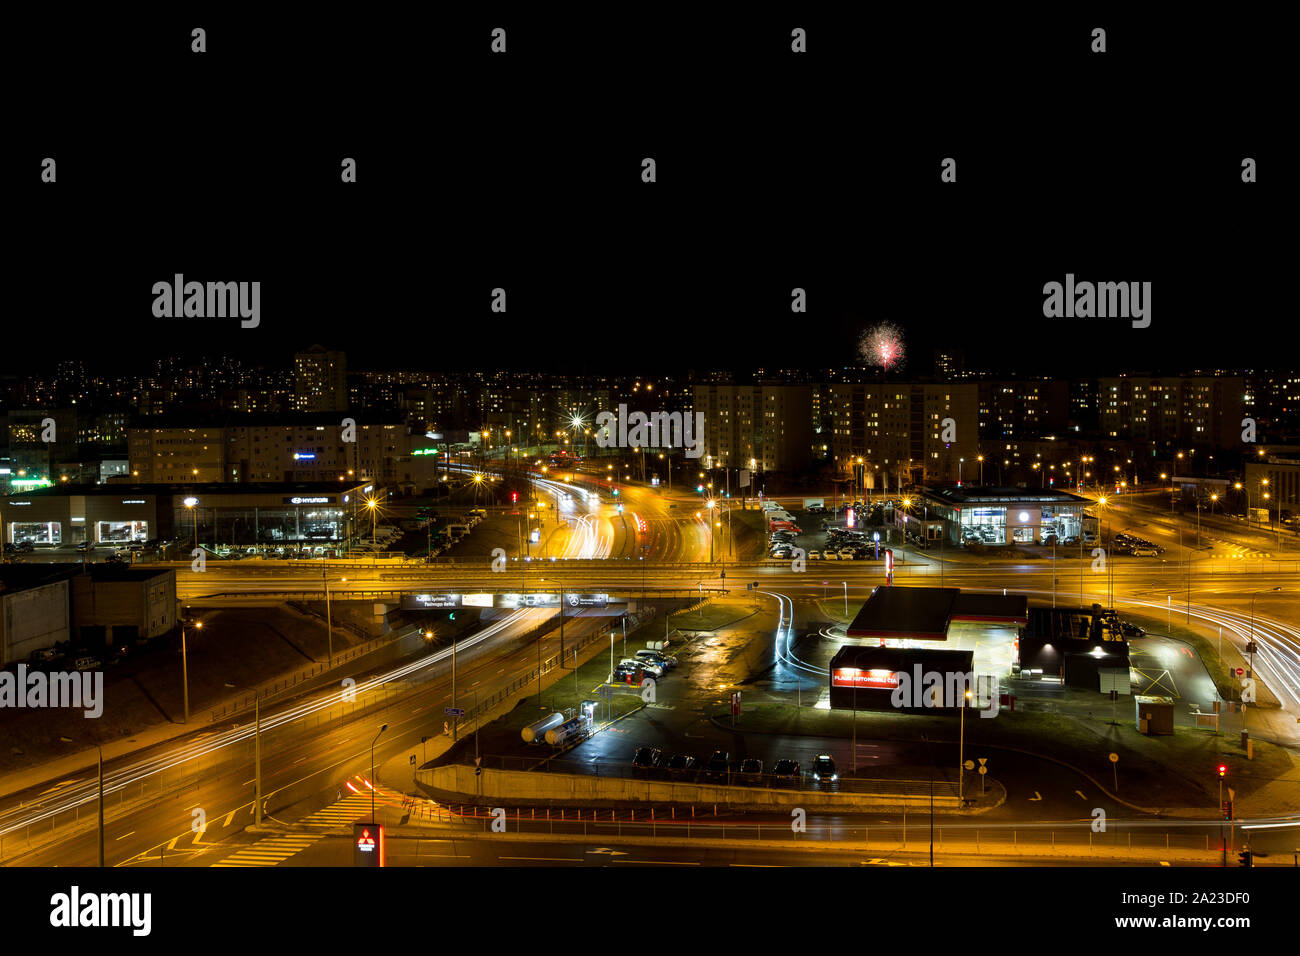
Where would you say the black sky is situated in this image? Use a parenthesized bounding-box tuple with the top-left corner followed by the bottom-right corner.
(4, 8, 1289, 377)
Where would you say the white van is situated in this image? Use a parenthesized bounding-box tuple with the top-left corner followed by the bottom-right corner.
(761, 501, 782, 512)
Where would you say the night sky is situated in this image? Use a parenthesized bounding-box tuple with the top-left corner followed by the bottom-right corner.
(5, 9, 1288, 377)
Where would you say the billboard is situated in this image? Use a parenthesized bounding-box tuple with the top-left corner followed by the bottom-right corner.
(400, 593, 459, 609)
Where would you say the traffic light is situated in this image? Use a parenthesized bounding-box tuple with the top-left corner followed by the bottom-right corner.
(616, 503, 624, 513)
(511, 491, 518, 503)
(448, 612, 455, 621)
(1237, 849, 1252, 867)
(612, 488, 619, 496)
(1222, 800, 1233, 819)
(1217, 763, 1228, 778)
(696, 484, 704, 493)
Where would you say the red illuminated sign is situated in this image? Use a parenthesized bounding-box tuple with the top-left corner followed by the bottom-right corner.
(832, 668, 899, 689)
(353, 822, 385, 867)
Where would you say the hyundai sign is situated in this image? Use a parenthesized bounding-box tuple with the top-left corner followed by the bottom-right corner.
(284, 496, 336, 505)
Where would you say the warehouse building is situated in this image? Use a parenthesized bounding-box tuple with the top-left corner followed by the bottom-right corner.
(0, 566, 71, 666)
(828, 645, 977, 712)
(1015, 605, 1131, 690)
(0, 564, 178, 663)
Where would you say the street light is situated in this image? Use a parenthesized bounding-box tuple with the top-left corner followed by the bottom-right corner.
(369, 724, 388, 823)
(181, 618, 201, 723)
(1249, 587, 1283, 660)
(366, 497, 378, 547)
(184, 497, 199, 551)
(958, 687, 973, 802)
(706, 498, 716, 563)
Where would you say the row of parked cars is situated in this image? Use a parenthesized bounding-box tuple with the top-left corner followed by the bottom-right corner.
(1112, 532, 1164, 556)
(631, 749, 840, 787)
(613, 648, 677, 684)
(22, 643, 109, 672)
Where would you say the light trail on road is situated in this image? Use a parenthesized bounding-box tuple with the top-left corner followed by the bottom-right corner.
(0, 607, 540, 840)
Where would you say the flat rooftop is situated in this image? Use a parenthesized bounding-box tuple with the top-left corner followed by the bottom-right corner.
(846, 586, 1030, 640)
(847, 586, 959, 640)
(9, 481, 373, 498)
(0, 563, 173, 593)
(920, 486, 1090, 505)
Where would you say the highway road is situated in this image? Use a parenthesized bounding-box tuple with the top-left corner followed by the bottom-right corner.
(0, 605, 616, 866)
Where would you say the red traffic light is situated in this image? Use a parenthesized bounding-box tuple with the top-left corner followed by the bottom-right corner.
(511, 492, 518, 503)
(1217, 764, 1227, 777)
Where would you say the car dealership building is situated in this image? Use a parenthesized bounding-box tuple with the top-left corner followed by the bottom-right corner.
(1, 481, 375, 550)
(916, 486, 1094, 547)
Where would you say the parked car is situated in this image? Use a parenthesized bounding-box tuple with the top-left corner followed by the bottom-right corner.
(822, 550, 839, 560)
(14, 541, 35, 553)
(704, 750, 730, 780)
(738, 758, 763, 781)
(621, 657, 663, 679)
(73, 656, 102, 671)
(810, 754, 838, 784)
(635, 649, 677, 669)
(837, 548, 858, 559)
(1119, 621, 1146, 638)
(805, 549, 823, 560)
(613, 661, 645, 684)
(771, 759, 801, 785)
(1131, 547, 1160, 557)
(632, 746, 664, 770)
(666, 754, 696, 774)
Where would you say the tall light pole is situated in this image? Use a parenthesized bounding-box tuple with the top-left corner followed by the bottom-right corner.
(323, 573, 344, 667)
(181, 618, 201, 723)
(370, 724, 388, 823)
(976, 455, 984, 485)
(97, 744, 105, 867)
(958, 688, 972, 802)
(452, 627, 458, 741)
(1249, 587, 1283, 658)
(706, 498, 716, 563)
(184, 496, 198, 552)
(366, 498, 377, 548)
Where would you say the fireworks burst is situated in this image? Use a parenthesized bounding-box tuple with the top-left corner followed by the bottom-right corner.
(859, 322, 906, 371)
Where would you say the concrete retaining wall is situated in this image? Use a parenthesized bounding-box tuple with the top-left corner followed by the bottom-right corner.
(416, 763, 960, 811)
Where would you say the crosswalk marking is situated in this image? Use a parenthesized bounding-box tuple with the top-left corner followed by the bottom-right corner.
(298, 792, 373, 828)
(211, 835, 321, 867)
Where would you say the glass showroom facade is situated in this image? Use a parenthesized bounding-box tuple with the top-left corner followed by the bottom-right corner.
(4, 482, 374, 551)
(920, 487, 1090, 547)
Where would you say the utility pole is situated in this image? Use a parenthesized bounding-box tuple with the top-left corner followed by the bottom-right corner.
(254, 694, 263, 826)
(97, 746, 105, 867)
(181, 619, 193, 723)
